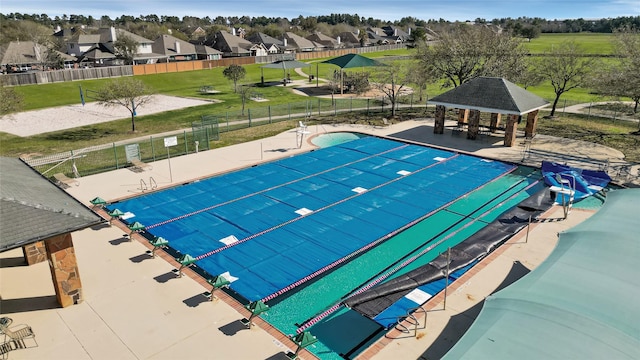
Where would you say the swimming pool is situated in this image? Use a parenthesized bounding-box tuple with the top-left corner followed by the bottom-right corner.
(311, 132, 367, 148)
(108, 135, 545, 359)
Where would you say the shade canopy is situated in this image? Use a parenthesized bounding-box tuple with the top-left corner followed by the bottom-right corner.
(321, 53, 385, 69)
(428, 77, 549, 115)
(444, 189, 640, 359)
(261, 60, 310, 70)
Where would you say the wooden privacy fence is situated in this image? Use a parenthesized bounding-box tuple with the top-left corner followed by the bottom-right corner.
(2, 66, 134, 86)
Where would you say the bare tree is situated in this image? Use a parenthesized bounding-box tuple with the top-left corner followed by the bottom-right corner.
(414, 24, 528, 87)
(93, 78, 153, 132)
(223, 64, 246, 93)
(535, 41, 595, 117)
(371, 61, 409, 117)
(591, 27, 640, 116)
(113, 34, 139, 65)
(238, 84, 255, 116)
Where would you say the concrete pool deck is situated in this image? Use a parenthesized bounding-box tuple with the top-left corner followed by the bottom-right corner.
(1, 119, 637, 360)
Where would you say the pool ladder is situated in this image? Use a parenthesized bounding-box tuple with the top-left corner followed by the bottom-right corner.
(139, 177, 158, 192)
(394, 305, 427, 337)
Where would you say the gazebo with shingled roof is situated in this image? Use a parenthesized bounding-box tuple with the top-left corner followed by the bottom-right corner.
(428, 77, 549, 147)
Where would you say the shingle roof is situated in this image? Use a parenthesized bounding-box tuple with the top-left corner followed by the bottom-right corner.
(0, 158, 103, 252)
(152, 34, 197, 56)
(284, 32, 316, 50)
(246, 32, 284, 47)
(0, 41, 76, 66)
(428, 77, 549, 115)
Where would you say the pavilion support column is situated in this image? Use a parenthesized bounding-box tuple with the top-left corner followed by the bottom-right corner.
(23, 241, 47, 265)
(490, 113, 501, 133)
(434, 105, 446, 134)
(45, 233, 83, 307)
(503, 114, 519, 147)
(467, 110, 481, 140)
(525, 110, 539, 138)
(457, 109, 469, 126)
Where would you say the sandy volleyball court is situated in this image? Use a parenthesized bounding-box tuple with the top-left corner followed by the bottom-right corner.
(0, 95, 213, 137)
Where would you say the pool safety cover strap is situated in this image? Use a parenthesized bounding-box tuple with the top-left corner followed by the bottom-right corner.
(344, 188, 555, 320)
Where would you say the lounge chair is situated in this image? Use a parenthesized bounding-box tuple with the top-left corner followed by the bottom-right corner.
(0, 318, 38, 358)
(53, 173, 79, 187)
(131, 158, 152, 171)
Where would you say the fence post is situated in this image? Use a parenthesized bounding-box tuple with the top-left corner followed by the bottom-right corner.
(318, 98, 321, 115)
(367, 99, 370, 116)
(113, 143, 119, 169)
(248, 109, 252, 126)
(268, 105, 271, 123)
(151, 136, 156, 161)
(288, 103, 291, 120)
(184, 131, 188, 154)
(350, 98, 353, 112)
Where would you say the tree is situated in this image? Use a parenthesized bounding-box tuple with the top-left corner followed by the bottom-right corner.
(113, 34, 139, 65)
(414, 24, 528, 88)
(371, 61, 410, 117)
(591, 27, 640, 116)
(223, 64, 246, 93)
(93, 78, 153, 132)
(238, 84, 254, 116)
(519, 26, 541, 42)
(0, 79, 23, 115)
(535, 41, 595, 117)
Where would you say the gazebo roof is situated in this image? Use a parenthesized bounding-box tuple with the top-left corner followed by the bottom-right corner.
(428, 77, 549, 115)
(0, 157, 103, 252)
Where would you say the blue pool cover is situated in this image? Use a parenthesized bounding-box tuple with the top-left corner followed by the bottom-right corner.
(110, 137, 516, 302)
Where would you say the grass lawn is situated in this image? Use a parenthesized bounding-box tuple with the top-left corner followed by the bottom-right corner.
(3, 42, 637, 164)
(523, 33, 616, 54)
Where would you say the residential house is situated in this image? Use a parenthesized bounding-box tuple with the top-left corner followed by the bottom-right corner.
(152, 34, 198, 62)
(337, 31, 364, 47)
(0, 41, 76, 72)
(212, 30, 268, 57)
(194, 45, 222, 60)
(69, 27, 165, 66)
(246, 32, 284, 54)
(283, 32, 318, 52)
(306, 32, 343, 49)
(382, 25, 410, 43)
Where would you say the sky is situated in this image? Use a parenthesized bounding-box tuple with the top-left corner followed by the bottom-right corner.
(1, 0, 638, 22)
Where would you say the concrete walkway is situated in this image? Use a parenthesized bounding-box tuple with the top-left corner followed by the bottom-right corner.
(0, 120, 636, 360)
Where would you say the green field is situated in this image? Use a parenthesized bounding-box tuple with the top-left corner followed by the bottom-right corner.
(523, 33, 616, 54)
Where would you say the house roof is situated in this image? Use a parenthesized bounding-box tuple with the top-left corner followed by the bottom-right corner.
(0, 41, 76, 66)
(214, 30, 254, 54)
(0, 157, 103, 252)
(152, 34, 197, 56)
(80, 44, 116, 60)
(95, 27, 154, 44)
(284, 32, 316, 50)
(428, 77, 549, 115)
(306, 32, 339, 47)
(194, 44, 222, 55)
(246, 32, 284, 47)
(444, 188, 640, 359)
(337, 32, 361, 45)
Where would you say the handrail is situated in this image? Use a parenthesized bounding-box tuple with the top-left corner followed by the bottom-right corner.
(149, 177, 157, 190)
(139, 179, 148, 192)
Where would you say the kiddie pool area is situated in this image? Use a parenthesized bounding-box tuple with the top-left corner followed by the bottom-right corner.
(106, 133, 593, 359)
